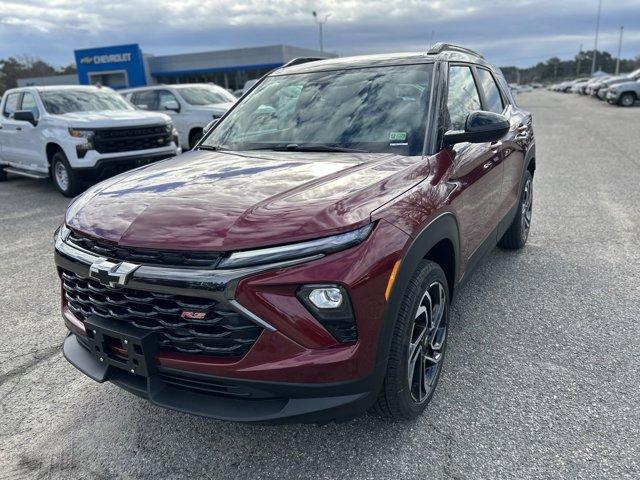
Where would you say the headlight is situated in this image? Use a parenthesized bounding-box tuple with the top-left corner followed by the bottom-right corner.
(218, 223, 374, 269)
(164, 122, 174, 132)
(55, 223, 71, 242)
(68, 128, 94, 139)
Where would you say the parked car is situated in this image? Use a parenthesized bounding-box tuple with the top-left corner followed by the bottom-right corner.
(570, 80, 589, 94)
(597, 69, 640, 100)
(559, 78, 589, 93)
(606, 79, 640, 107)
(0, 85, 180, 196)
(121, 83, 236, 149)
(232, 79, 261, 98)
(583, 76, 609, 95)
(56, 43, 535, 423)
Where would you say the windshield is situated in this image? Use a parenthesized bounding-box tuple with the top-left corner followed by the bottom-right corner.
(177, 86, 236, 105)
(202, 64, 434, 156)
(39, 89, 133, 114)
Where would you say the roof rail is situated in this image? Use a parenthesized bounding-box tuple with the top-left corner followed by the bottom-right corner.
(282, 57, 327, 68)
(427, 43, 484, 59)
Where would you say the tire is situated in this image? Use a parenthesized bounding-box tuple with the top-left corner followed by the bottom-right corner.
(0, 167, 6, 182)
(372, 260, 449, 420)
(498, 170, 533, 250)
(51, 151, 81, 197)
(618, 93, 636, 107)
(189, 129, 204, 149)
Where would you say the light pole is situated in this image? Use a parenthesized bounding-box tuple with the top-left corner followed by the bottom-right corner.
(590, 0, 602, 75)
(615, 26, 624, 75)
(312, 11, 331, 53)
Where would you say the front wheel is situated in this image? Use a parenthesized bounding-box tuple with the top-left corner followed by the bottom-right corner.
(372, 260, 449, 420)
(51, 151, 81, 197)
(498, 170, 533, 250)
(618, 93, 636, 107)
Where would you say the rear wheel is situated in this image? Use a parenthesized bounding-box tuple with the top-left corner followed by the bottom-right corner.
(498, 170, 533, 250)
(372, 260, 449, 420)
(619, 93, 636, 107)
(51, 151, 81, 197)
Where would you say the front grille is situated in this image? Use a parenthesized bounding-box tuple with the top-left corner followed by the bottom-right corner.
(62, 270, 262, 357)
(93, 124, 172, 154)
(67, 230, 223, 268)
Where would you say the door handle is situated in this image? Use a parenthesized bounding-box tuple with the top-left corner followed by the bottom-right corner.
(16, 126, 22, 131)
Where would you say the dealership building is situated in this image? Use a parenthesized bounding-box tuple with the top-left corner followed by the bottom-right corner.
(18, 43, 336, 91)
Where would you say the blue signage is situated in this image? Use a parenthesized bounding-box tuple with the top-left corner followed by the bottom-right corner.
(74, 44, 147, 89)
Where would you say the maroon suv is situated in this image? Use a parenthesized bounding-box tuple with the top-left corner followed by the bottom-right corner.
(55, 44, 534, 423)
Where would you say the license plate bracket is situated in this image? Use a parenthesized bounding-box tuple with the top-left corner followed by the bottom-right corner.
(84, 315, 158, 377)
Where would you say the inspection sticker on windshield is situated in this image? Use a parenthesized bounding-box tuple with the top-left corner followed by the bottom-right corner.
(389, 131, 408, 146)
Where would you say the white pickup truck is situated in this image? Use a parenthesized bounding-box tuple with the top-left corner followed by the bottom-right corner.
(121, 83, 236, 149)
(0, 85, 181, 196)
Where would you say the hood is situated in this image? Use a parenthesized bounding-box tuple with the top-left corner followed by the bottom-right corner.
(57, 110, 172, 128)
(604, 76, 631, 86)
(66, 149, 429, 251)
(609, 80, 639, 89)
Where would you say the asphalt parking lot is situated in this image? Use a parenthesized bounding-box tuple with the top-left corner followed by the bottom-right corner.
(1, 90, 639, 479)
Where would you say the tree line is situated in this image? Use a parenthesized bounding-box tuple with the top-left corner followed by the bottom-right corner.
(500, 49, 640, 85)
(1, 49, 639, 92)
(0, 56, 76, 93)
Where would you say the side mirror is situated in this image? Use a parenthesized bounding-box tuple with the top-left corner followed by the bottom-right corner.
(163, 100, 180, 113)
(14, 110, 37, 126)
(444, 111, 509, 147)
(203, 119, 218, 134)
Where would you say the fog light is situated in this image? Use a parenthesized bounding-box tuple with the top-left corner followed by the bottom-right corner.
(308, 287, 343, 309)
(297, 285, 357, 343)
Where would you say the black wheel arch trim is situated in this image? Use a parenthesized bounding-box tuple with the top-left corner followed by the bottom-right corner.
(525, 143, 536, 175)
(372, 212, 460, 378)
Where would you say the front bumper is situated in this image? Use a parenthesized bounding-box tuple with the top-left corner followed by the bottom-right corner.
(55, 220, 409, 422)
(606, 91, 620, 103)
(63, 332, 374, 423)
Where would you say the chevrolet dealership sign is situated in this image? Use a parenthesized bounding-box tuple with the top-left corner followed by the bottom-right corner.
(74, 44, 147, 88)
(79, 53, 133, 65)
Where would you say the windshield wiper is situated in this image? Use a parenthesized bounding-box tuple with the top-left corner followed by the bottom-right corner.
(245, 144, 369, 153)
(197, 144, 227, 151)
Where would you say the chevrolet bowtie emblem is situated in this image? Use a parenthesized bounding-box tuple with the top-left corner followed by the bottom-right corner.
(89, 258, 139, 287)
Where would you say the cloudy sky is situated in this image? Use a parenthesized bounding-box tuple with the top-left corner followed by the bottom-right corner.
(1, 0, 639, 68)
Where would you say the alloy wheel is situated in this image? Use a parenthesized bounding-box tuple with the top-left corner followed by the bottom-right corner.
(407, 281, 447, 403)
(621, 94, 635, 107)
(54, 161, 69, 192)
